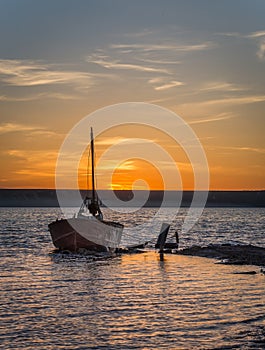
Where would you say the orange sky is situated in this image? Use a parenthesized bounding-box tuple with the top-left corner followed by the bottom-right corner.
(0, 1, 265, 190)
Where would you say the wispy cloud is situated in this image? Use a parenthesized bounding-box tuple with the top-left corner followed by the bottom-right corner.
(234, 147, 265, 154)
(218, 29, 265, 40)
(95, 136, 125, 146)
(123, 30, 155, 38)
(155, 81, 184, 91)
(5, 149, 57, 179)
(200, 81, 247, 92)
(0, 94, 37, 102)
(189, 95, 265, 108)
(205, 95, 265, 106)
(97, 159, 137, 171)
(217, 32, 241, 37)
(0, 59, 113, 87)
(0, 122, 38, 134)
(220, 146, 265, 154)
(144, 96, 174, 104)
(148, 77, 184, 91)
(7, 149, 56, 158)
(87, 55, 169, 74)
(247, 30, 265, 61)
(138, 57, 181, 65)
(87, 38, 213, 78)
(96, 137, 157, 147)
(188, 113, 234, 125)
(0, 92, 81, 102)
(0, 59, 92, 86)
(246, 30, 265, 39)
(257, 40, 265, 61)
(110, 42, 213, 53)
(0, 122, 57, 136)
(218, 30, 265, 61)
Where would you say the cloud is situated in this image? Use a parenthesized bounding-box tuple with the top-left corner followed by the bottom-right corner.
(217, 32, 241, 37)
(110, 42, 213, 53)
(0, 122, 38, 134)
(0, 92, 81, 102)
(6, 149, 58, 164)
(138, 57, 181, 65)
(188, 113, 234, 125)
(144, 96, 174, 104)
(205, 95, 265, 106)
(247, 31, 265, 61)
(87, 39, 213, 76)
(200, 81, 247, 92)
(94, 136, 125, 146)
(5, 149, 57, 179)
(219, 29, 265, 40)
(96, 137, 157, 147)
(0, 122, 57, 136)
(218, 30, 265, 61)
(87, 55, 169, 74)
(188, 95, 265, 109)
(0, 59, 109, 87)
(177, 94, 265, 119)
(257, 40, 265, 61)
(155, 81, 184, 91)
(0, 95, 37, 102)
(220, 146, 265, 154)
(123, 30, 155, 38)
(234, 147, 265, 154)
(97, 159, 137, 171)
(246, 30, 265, 39)
(148, 77, 184, 91)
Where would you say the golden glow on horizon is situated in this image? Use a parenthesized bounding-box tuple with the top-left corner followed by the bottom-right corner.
(77, 125, 197, 191)
(1, 122, 264, 190)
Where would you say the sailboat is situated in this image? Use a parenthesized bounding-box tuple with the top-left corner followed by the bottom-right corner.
(48, 128, 124, 253)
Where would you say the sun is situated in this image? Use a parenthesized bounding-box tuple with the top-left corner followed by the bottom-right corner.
(110, 159, 164, 191)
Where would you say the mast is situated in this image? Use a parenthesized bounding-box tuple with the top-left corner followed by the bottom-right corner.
(90, 127, 96, 203)
(80, 127, 102, 218)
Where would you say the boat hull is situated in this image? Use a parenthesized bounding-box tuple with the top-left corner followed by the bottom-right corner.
(48, 217, 123, 252)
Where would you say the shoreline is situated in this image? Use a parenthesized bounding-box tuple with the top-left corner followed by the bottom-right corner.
(0, 189, 265, 207)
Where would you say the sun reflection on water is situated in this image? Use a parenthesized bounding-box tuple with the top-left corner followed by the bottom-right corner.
(0, 208, 265, 349)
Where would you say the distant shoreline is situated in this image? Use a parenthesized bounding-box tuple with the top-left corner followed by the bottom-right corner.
(0, 189, 264, 207)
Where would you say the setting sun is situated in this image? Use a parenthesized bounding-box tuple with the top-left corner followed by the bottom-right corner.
(110, 159, 164, 190)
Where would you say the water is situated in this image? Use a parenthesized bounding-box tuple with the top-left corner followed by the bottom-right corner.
(0, 207, 265, 349)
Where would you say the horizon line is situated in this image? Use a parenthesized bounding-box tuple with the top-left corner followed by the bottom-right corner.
(1, 188, 265, 192)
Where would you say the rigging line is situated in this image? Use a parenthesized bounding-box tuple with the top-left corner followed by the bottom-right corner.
(94, 151, 99, 193)
(86, 146, 91, 196)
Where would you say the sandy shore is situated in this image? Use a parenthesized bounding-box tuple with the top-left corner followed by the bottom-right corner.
(177, 244, 265, 267)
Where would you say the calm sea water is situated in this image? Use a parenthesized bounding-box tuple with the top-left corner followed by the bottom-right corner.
(0, 207, 265, 349)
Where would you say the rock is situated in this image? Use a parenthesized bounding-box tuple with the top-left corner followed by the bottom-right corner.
(233, 271, 257, 275)
(178, 244, 265, 267)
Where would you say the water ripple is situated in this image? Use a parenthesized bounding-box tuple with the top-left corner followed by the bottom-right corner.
(0, 208, 265, 349)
